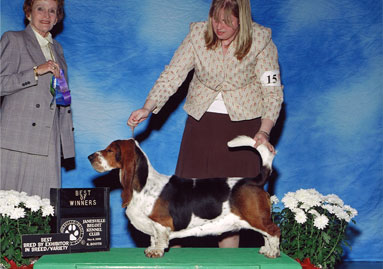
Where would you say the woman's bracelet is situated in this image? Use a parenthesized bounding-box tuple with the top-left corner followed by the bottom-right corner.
(257, 130, 270, 139)
(33, 66, 39, 80)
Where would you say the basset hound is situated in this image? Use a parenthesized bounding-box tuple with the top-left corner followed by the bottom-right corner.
(88, 136, 280, 258)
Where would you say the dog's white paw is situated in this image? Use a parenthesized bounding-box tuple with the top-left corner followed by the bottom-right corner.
(145, 246, 165, 258)
(259, 246, 280, 258)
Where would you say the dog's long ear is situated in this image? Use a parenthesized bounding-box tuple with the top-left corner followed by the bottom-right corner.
(119, 140, 137, 208)
(132, 144, 148, 191)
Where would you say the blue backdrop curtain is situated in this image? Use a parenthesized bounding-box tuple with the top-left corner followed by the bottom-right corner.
(1, 0, 382, 262)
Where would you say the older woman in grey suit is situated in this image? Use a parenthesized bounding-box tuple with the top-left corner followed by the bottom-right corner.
(0, 0, 74, 199)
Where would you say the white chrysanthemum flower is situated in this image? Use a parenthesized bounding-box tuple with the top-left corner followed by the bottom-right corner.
(322, 204, 335, 214)
(338, 205, 357, 223)
(306, 188, 322, 196)
(42, 204, 54, 217)
(0, 197, 8, 207)
(0, 190, 54, 220)
(24, 196, 41, 212)
(300, 203, 312, 211)
(5, 192, 21, 207)
(295, 189, 323, 208)
(293, 208, 307, 224)
(5, 190, 20, 196)
(282, 193, 298, 209)
(41, 198, 51, 206)
(344, 205, 358, 217)
(0, 204, 15, 217)
(325, 194, 344, 207)
(0, 190, 7, 199)
(314, 214, 329, 230)
(343, 214, 352, 223)
(309, 209, 320, 217)
(270, 195, 279, 205)
(18, 191, 29, 203)
(294, 189, 307, 200)
(10, 207, 25, 220)
(332, 205, 349, 221)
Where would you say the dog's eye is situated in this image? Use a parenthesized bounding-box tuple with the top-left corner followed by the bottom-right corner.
(106, 149, 113, 153)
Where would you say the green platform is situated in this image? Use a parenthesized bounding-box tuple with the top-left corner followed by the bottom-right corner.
(34, 248, 301, 269)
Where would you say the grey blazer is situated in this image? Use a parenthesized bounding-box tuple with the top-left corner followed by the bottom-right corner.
(0, 24, 75, 158)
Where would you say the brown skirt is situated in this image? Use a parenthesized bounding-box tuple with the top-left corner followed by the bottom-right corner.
(175, 112, 261, 178)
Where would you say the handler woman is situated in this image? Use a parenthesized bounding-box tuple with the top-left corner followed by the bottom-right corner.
(0, 0, 75, 199)
(128, 0, 283, 247)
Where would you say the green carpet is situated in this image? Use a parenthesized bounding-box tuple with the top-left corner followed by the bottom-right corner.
(34, 248, 301, 269)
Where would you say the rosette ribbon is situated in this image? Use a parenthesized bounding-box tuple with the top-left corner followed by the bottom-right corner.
(296, 258, 320, 269)
(50, 69, 71, 106)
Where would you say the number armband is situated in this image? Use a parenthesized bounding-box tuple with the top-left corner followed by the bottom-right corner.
(260, 70, 281, 86)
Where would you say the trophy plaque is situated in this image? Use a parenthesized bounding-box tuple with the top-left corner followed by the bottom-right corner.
(50, 188, 110, 253)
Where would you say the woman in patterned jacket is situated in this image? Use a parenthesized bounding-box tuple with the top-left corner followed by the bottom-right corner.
(127, 0, 283, 248)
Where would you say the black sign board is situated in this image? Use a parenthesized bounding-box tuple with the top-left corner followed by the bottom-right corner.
(22, 233, 70, 257)
(50, 188, 110, 253)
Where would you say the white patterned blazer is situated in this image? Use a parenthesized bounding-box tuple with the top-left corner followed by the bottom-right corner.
(148, 21, 284, 122)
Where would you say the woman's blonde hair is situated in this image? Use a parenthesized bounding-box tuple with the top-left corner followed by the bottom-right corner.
(204, 0, 253, 61)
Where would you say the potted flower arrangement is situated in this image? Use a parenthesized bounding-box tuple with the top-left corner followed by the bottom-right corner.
(271, 189, 357, 269)
(0, 190, 54, 269)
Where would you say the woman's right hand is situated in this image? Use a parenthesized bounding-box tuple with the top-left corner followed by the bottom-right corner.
(127, 108, 151, 128)
(127, 99, 157, 128)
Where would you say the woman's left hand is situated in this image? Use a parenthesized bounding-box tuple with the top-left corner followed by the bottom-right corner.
(36, 60, 61, 78)
(254, 132, 276, 154)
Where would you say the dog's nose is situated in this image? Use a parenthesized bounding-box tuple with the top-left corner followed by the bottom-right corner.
(88, 154, 96, 162)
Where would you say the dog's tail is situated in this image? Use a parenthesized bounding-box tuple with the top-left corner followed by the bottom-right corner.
(227, 135, 275, 186)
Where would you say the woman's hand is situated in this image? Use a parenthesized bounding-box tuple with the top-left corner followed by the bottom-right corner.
(127, 108, 151, 128)
(127, 99, 157, 129)
(36, 60, 60, 78)
(254, 119, 276, 153)
(254, 131, 276, 154)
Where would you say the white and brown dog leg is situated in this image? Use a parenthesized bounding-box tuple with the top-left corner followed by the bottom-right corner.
(259, 232, 280, 258)
(144, 223, 171, 258)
